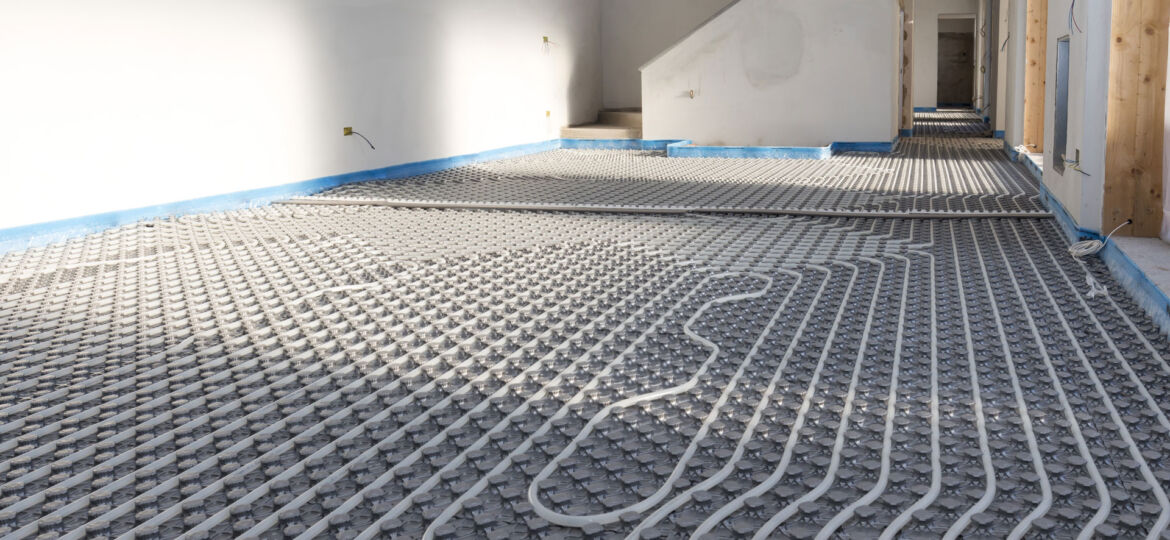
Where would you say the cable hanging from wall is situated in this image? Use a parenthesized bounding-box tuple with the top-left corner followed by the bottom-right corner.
(1068, 0, 1083, 33)
(1061, 153, 1091, 176)
(343, 127, 376, 149)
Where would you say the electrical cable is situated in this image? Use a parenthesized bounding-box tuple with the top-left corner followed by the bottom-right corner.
(1084, 273, 1109, 298)
(1068, 219, 1132, 259)
(1069, 0, 1082, 33)
(1061, 154, 1091, 176)
(350, 131, 375, 149)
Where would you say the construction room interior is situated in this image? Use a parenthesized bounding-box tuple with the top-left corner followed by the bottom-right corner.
(2, 0, 1170, 538)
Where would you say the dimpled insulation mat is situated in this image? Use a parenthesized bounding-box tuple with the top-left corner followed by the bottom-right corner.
(294, 138, 1044, 217)
(2, 205, 1170, 540)
(912, 109, 994, 138)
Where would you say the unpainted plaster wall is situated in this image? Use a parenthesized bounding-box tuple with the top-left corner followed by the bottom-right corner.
(994, 0, 1009, 128)
(1034, 0, 1108, 231)
(1163, 34, 1170, 242)
(1004, 0, 1027, 147)
(641, 0, 900, 147)
(601, 0, 734, 110)
(0, 0, 602, 230)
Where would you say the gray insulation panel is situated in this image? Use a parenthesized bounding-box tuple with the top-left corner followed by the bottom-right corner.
(0, 113, 1168, 539)
(300, 139, 1043, 216)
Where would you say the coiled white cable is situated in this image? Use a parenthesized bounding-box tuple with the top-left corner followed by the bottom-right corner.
(1068, 219, 1132, 259)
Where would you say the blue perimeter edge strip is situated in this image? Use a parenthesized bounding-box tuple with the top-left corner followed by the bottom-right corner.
(0, 139, 559, 254)
(1032, 158, 1170, 335)
(0, 135, 899, 255)
(665, 138, 899, 159)
(913, 107, 937, 112)
(1002, 139, 1044, 186)
(1003, 140, 1022, 162)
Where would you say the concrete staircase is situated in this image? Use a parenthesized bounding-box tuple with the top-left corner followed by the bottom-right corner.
(561, 109, 642, 139)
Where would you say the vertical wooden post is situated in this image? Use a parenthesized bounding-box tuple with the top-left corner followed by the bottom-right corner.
(1103, 0, 1169, 236)
(1022, 0, 1047, 152)
(902, 0, 915, 132)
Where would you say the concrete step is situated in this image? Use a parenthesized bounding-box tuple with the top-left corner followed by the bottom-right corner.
(598, 109, 642, 128)
(560, 124, 642, 139)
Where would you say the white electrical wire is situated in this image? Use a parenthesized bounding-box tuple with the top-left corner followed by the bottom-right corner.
(1068, 219, 1131, 259)
(1084, 274, 1108, 299)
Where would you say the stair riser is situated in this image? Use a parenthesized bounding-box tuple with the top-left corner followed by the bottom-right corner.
(598, 111, 643, 128)
(560, 126, 642, 139)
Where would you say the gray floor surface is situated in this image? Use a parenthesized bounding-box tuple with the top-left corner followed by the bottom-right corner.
(1, 112, 1169, 539)
(303, 124, 1043, 216)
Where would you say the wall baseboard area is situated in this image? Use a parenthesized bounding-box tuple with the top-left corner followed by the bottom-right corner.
(1034, 168, 1170, 336)
(0, 140, 559, 254)
(0, 136, 901, 254)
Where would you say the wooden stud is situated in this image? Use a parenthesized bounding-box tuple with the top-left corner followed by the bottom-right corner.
(1103, 0, 1169, 236)
(1022, 0, 1047, 152)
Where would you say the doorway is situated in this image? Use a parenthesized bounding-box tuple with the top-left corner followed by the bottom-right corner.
(937, 17, 975, 107)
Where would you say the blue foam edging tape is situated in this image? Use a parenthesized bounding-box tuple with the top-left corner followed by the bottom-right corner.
(0, 134, 900, 255)
(831, 140, 898, 153)
(559, 138, 686, 151)
(899, 129, 914, 138)
(993, 130, 1005, 139)
(1033, 167, 1170, 334)
(913, 107, 937, 112)
(668, 144, 831, 159)
(666, 138, 897, 160)
(0, 139, 561, 255)
(1003, 140, 1021, 162)
(1098, 238, 1170, 335)
(1034, 177, 1086, 244)
(1022, 156, 1043, 181)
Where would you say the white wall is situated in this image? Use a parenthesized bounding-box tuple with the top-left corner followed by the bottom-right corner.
(1020, 0, 1106, 231)
(997, 0, 1107, 230)
(912, 0, 980, 108)
(1163, 37, 1170, 242)
(975, 0, 985, 109)
(601, 0, 734, 110)
(1003, 0, 1027, 146)
(0, 0, 602, 230)
(994, 0, 1008, 129)
(641, 0, 901, 147)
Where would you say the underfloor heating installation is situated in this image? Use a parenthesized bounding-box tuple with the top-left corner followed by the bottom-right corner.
(1, 110, 1169, 539)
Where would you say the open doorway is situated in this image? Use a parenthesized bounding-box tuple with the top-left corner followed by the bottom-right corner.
(936, 16, 975, 107)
